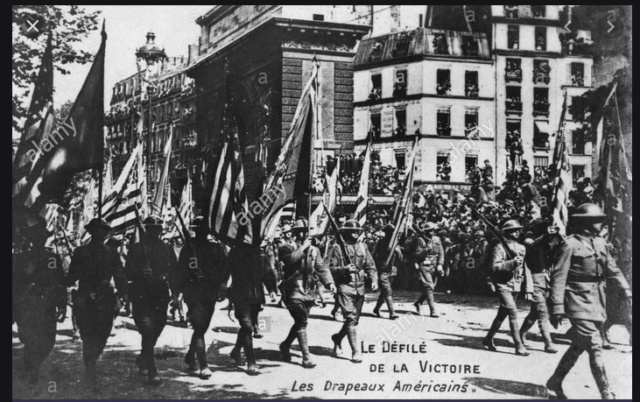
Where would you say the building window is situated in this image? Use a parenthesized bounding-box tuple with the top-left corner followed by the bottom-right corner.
(571, 63, 585, 86)
(394, 109, 406, 137)
(394, 150, 406, 169)
(436, 69, 451, 95)
(572, 129, 586, 155)
(506, 86, 522, 114)
(534, 121, 550, 149)
(437, 153, 451, 181)
(393, 69, 408, 98)
(312, 14, 324, 21)
(533, 88, 550, 116)
(533, 59, 551, 84)
(465, 155, 478, 183)
(465, 109, 479, 137)
(505, 58, 522, 83)
(535, 27, 547, 51)
(508, 25, 519, 49)
(572, 165, 585, 186)
(504, 6, 519, 19)
(437, 108, 451, 136)
(465, 71, 479, 97)
(369, 74, 382, 100)
(506, 120, 523, 156)
(461, 36, 479, 57)
(534, 156, 549, 183)
(569, 96, 586, 121)
(432, 33, 448, 55)
(532, 6, 546, 18)
(370, 113, 381, 140)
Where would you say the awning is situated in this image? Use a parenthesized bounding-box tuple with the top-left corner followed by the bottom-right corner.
(535, 121, 550, 133)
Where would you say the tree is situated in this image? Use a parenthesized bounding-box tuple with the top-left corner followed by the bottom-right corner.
(12, 5, 101, 136)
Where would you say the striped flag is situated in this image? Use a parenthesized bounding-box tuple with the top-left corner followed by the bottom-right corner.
(178, 174, 193, 227)
(310, 158, 340, 236)
(354, 140, 372, 227)
(151, 126, 173, 216)
(103, 152, 113, 199)
(208, 128, 253, 245)
(551, 93, 570, 235)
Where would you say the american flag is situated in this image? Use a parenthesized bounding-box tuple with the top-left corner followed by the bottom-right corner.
(309, 158, 340, 236)
(151, 126, 173, 216)
(354, 139, 372, 227)
(551, 92, 570, 235)
(178, 174, 193, 227)
(208, 128, 253, 245)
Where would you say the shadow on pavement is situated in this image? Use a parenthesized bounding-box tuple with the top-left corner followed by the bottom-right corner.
(464, 376, 548, 398)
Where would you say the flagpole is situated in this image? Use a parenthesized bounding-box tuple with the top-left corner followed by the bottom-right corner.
(309, 58, 319, 228)
(98, 167, 103, 220)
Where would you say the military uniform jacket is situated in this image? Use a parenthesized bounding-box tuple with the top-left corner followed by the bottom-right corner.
(326, 242, 378, 296)
(279, 242, 333, 303)
(525, 235, 555, 290)
(550, 234, 631, 322)
(125, 238, 178, 307)
(67, 241, 127, 309)
(490, 239, 533, 293)
(13, 250, 67, 318)
(372, 240, 402, 275)
(177, 241, 228, 303)
(411, 235, 444, 274)
(227, 243, 277, 307)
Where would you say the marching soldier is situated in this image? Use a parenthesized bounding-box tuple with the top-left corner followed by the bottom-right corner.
(546, 204, 632, 399)
(227, 240, 278, 375)
(278, 219, 336, 368)
(411, 222, 444, 317)
(67, 218, 128, 389)
(13, 227, 67, 384)
(327, 219, 378, 363)
(372, 223, 402, 319)
(125, 216, 178, 385)
(176, 216, 228, 379)
(519, 219, 560, 353)
(482, 219, 533, 356)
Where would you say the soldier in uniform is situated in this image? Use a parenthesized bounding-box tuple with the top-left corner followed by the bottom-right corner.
(372, 223, 402, 319)
(411, 222, 444, 317)
(482, 219, 533, 356)
(13, 226, 67, 384)
(227, 240, 278, 375)
(327, 220, 378, 363)
(125, 216, 178, 385)
(546, 204, 632, 399)
(278, 219, 336, 368)
(176, 216, 228, 379)
(67, 218, 128, 389)
(519, 219, 561, 353)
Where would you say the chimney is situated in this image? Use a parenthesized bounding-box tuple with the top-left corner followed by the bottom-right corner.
(188, 44, 195, 65)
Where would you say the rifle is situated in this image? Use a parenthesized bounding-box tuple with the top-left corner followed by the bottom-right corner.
(322, 202, 352, 266)
(468, 205, 516, 260)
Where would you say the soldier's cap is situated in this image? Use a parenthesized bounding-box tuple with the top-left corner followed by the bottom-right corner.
(291, 219, 309, 232)
(143, 215, 163, 227)
(501, 219, 523, 233)
(571, 203, 606, 219)
(374, 230, 385, 238)
(340, 219, 363, 232)
(85, 218, 111, 233)
(473, 230, 485, 237)
(281, 224, 292, 233)
(382, 223, 395, 233)
(190, 216, 206, 228)
(436, 228, 448, 237)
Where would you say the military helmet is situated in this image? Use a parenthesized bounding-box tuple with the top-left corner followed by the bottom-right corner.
(421, 221, 438, 232)
(190, 216, 205, 228)
(291, 219, 309, 232)
(85, 218, 111, 233)
(382, 223, 395, 234)
(281, 224, 292, 233)
(501, 219, 523, 233)
(143, 215, 163, 227)
(340, 219, 363, 232)
(473, 230, 485, 238)
(571, 203, 606, 219)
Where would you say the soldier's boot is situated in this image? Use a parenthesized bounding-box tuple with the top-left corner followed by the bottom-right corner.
(184, 348, 198, 376)
(425, 289, 439, 317)
(589, 349, 615, 399)
(538, 318, 558, 353)
(509, 314, 530, 356)
(546, 342, 584, 399)
(601, 324, 613, 350)
(519, 316, 536, 348)
(332, 326, 347, 357)
(386, 297, 399, 320)
(279, 326, 297, 362)
(194, 336, 210, 378)
(136, 353, 149, 377)
(297, 330, 316, 369)
(482, 311, 506, 352)
(146, 355, 162, 386)
(414, 293, 427, 315)
(71, 314, 80, 340)
(373, 295, 384, 318)
(244, 338, 259, 376)
(346, 327, 362, 363)
(84, 359, 100, 391)
(331, 300, 340, 320)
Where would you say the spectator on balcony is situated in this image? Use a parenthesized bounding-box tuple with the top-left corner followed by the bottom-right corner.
(571, 71, 584, 86)
(368, 86, 382, 101)
(432, 35, 448, 54)
(393, 81, 407, 98)
(436, 80, 451, 96)
(535, 35, 546, 51)
(466, 81, 478, 97)
(394, 125, 406, 137)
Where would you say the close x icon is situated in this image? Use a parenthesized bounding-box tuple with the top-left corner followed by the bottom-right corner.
(19, 12, 46, 39)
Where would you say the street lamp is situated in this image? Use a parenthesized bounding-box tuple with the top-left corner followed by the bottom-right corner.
(135, 31, 166, 204)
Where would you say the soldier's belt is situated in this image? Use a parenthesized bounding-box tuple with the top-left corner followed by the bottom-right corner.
(568, 274, 605, 283)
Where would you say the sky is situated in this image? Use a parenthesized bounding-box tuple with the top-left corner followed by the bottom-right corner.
(54, 5, 211, 108)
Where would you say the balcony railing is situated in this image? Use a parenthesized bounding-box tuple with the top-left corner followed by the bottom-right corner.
(465, 87, 479, 98)
(505, 101, 523, 115)
(437, 126, 451, 136)
(533, 101, 550, 117)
